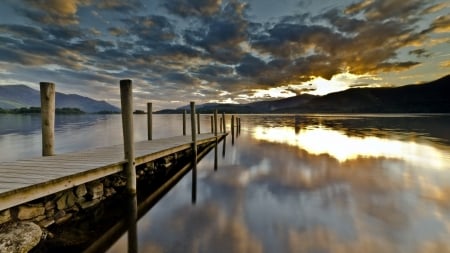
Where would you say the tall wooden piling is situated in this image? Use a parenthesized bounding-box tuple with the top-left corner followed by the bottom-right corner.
(120, 80, 137, 194)
(220, 118, 223, 133)
(120, 79, 138, 252)
(190, 102, 197, 204)
(183, 110, 186, 136)
(40, 82, 55, 156)
(147, 102, 152, 140)
(210, 116, 214, 133)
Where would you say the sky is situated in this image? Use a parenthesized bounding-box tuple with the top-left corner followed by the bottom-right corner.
(0, 0, 449, 110)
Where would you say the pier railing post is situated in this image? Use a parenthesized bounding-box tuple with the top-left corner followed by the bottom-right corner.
(183, 110, 186, 136)
(119, 79, 138, 252)
(147, 102, 152, 141)
(190, 102, 197, 203)
(40, 82, 55, 156)
(210, 116, 214, 133)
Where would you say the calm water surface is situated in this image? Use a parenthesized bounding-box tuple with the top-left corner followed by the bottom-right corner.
(1, 114, 450, 253)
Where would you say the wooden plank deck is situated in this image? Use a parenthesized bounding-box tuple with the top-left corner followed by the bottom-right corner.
(0, 133, 226, 211)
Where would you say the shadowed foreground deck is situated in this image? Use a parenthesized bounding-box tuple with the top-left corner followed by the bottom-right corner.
(0, 133, 226, 211)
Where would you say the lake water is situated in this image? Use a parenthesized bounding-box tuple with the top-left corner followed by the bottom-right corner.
(1, 114, 450, 252)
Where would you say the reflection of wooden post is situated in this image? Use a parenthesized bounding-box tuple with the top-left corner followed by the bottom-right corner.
(222, 130, 226, 158)
(197, 112, 200, 134)
(237, 118, 241, 135)
(147, 102, 152, 140)
(238, 118, 241, 135)
(40, 82, 55, 156)
(214, 110, 218, 171)
(231, 115, 235, 145)
(222, 112, 226, 133)
(183, 110, 186, 136)
(210, 116, 214, 133)
(190, 102, 197, 204)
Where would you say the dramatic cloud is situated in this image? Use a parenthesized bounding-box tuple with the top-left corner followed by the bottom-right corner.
(0, 0, 449, 108)
(163, 0, 222, 18)
(21, 0, 90, 25)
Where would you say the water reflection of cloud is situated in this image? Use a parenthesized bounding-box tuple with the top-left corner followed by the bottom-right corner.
(253, 126, 450, 170)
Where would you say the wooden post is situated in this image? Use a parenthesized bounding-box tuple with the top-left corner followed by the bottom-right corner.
(214, 110, 218, 137)
(183, 110, 186, 136)
(147, 102, 152, 140)
(120, 79, 138, 252)
(197, 112, 200, 134)
(210, 116, 214, 133)
(214, 110, 218, 171)
(220, 117, 223, 133)
(231, 115, 235, 145)
(40, 82, 55, 156)
(222, 112, 226, 133)
(120, 79, 137, 195)
(190, 102, 197, 204)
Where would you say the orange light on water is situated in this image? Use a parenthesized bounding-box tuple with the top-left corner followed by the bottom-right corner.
(253, 126, 450, 170)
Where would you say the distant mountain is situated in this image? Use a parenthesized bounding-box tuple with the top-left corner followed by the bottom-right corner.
(163, 94, 316, 114)
(247, 94, 316, 112)
(283, 74, 450, 113)
(158, 75, 450, 114)
(0, 85, 119, 113)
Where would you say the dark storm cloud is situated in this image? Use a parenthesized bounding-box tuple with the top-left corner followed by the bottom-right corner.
(121, 15, 176, 44)
(108, 27, 127, 36)
(162, 0, 221, 18)
(183, 1, 249, 64)
(95, 0, 143, 13)
(247, 0, 431, 85)
(164, 72, 196, 85)
(409, 49, 431, 58)
(43, 25, 84, 40)
(344, 0, 423, 21)
(194, 64, 234, 77)
(422, 14, 450, 34)
(0, 24, 46, 40)
(19, 0, 90, 25)
(0, 0, 448, 107)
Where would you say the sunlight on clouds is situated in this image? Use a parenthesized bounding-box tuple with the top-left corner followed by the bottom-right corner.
(294, 72, 377, 96)
(219, 91, 231, 96)
(253, 126, 450, 170)
(251, 87, 296, 99)
(440, 60, 450, 68)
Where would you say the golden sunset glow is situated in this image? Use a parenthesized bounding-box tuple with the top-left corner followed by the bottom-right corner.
(299, 72, 377, 96)
(253, 126, 450, 169)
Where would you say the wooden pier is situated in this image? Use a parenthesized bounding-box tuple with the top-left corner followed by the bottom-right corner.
(0, 133, 226, 211)
(0, 80, 229, 213)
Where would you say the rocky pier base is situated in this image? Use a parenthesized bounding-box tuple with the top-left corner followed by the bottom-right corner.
(0, 145, 200, 252)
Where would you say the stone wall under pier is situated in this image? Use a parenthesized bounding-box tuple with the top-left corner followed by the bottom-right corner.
(0, 140, 214, 252)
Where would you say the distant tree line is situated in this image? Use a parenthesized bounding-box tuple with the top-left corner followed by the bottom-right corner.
(0, 107, 85, 114)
